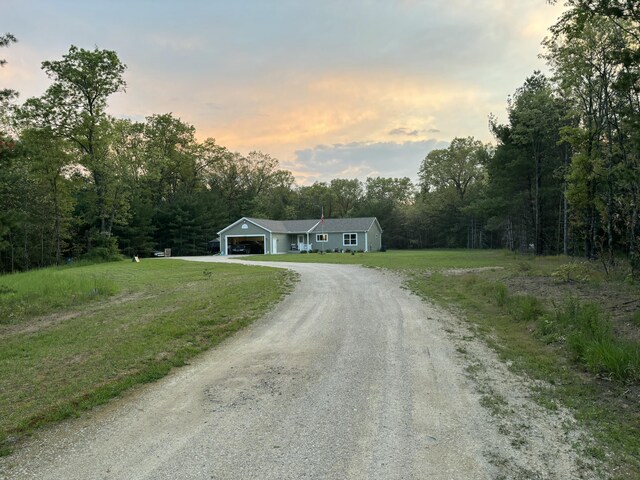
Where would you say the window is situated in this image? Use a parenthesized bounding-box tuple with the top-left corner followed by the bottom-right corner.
(316, 233, 328, 242)
(343, 233, 357, 246)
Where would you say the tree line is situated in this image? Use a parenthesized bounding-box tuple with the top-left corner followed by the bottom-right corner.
(1, 1, 639, 275)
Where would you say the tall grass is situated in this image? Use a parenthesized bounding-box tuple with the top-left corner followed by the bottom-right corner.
(0, 268, 119, 324)
(540, 299, 640, 383)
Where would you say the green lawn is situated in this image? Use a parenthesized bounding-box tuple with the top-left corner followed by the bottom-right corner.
(0, 259, 294, 454)
(248, 248, 570, 273)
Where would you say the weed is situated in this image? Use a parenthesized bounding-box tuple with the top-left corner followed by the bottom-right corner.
(507, 295, 543, 323)
(551, 262, 591, 283)
(539, 299, 640, 382)
(517, 261, 532, 273)
(480, 390, 508, 416)
(494, 283, 508, 307)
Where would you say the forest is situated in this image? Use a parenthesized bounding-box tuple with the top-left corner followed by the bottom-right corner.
(0, 0, 639, 275)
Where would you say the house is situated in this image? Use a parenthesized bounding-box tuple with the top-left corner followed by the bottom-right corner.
(217, 217, 383, 255)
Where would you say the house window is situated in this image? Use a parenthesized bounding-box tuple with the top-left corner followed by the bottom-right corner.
(316, 233, 328, 242)
(343, 233, 357, 246)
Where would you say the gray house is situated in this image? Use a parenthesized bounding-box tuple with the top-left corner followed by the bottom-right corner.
(217, 217, 383, 255)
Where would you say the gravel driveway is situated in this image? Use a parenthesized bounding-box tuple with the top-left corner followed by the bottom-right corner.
(0, 258, 598, 479)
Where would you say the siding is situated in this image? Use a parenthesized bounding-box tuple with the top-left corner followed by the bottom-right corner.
(221, 219, 270, 255)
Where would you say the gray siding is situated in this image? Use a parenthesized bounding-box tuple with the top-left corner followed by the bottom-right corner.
(313, 232, 366, 252)
(366, 221, 383, 251)
(272, 233, 289, 254)
(220, 219, 269, 255)
(218, 217, 383, 254)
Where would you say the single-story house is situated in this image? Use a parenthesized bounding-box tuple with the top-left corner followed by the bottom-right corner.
(217, 217, 383, 255)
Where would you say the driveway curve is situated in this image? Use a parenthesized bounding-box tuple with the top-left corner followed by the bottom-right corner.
(0, 257, 593, 479)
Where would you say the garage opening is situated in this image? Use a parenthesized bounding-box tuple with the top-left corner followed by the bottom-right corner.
(226, 235, 265, 255)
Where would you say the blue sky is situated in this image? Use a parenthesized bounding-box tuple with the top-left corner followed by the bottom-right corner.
(1, 0, 565, 184)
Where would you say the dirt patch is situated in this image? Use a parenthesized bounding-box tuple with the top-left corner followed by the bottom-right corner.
(443, 267, 505, 276)
(503, 275, 640, 342)
(0, 291, 153, 340)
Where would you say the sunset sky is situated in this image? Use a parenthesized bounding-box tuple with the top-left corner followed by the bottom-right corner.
(1, 0, 565, 184)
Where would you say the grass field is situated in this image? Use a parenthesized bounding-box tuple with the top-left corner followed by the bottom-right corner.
(251, 249, 640, 479)
(0, 258, 294, 455)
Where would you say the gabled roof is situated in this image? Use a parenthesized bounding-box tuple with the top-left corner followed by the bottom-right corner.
(218, 216, 381, 235)
(244, 218, 319, 233)
(310, 217, 379, 233)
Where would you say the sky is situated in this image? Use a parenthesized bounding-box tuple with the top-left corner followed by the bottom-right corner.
(1, 0, 565, 185)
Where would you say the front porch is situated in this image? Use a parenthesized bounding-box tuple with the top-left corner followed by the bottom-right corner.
(289, 242, 313, 253)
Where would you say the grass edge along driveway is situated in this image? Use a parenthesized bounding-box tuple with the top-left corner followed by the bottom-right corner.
(0, 259, 296, 456)
(250, 249, 640, 479)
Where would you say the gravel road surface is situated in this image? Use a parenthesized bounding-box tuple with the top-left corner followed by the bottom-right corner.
(0, 258, 597, 479)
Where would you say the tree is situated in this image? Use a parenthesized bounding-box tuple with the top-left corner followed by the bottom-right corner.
(545, 8, 640, 266)
(419, 137, 488, 202)
(0, 33, 18, 104)
(488, 73, 568, 254)
(357, 177, 416, 248)
(417, 137, 489, 248)
(329, 178, 363, 217)
(18, 46, 127, 249)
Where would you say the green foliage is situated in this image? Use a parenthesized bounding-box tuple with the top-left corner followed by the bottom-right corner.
(551, 262, 591, 283)
(538, 299, 640, 382)
(507, 295, 544, 323)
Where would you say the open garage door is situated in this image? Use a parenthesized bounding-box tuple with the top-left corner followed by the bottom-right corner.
(226, 235, 265, 255)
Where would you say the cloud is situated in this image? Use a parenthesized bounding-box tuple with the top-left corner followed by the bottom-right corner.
(389, 128, 420, 136)
(4, 0, 567, 187)
(389, 127, 441, 136)
(291, 138, 449, 184)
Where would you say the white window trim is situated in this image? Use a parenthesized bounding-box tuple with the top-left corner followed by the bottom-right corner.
(316, 233, 328, 242)
(343, 233, 358, 246)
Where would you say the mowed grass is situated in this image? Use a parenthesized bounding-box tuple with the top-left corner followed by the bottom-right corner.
(0, 259, 294, 454)
(253, 249, 640, 478)
(249, 248, 513, 267)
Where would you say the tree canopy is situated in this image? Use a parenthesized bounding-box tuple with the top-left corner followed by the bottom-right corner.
(2, 7, 640, 277)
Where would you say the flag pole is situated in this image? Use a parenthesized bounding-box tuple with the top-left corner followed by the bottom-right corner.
(321, 207, 324, 254)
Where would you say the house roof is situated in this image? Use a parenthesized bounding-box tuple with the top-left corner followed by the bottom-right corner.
(310, 217, 378, 233)
(244, 218, 319, 233)
(218, 216, 381, 235)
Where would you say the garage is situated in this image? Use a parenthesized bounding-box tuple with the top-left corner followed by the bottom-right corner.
(225, 235, 265, 255)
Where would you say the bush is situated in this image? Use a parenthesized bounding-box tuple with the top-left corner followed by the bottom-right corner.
(80, 235, 123, 263)
(551, 262, 591, 283)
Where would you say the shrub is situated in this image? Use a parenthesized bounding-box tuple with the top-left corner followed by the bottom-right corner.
(551, 262, 591, 283)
